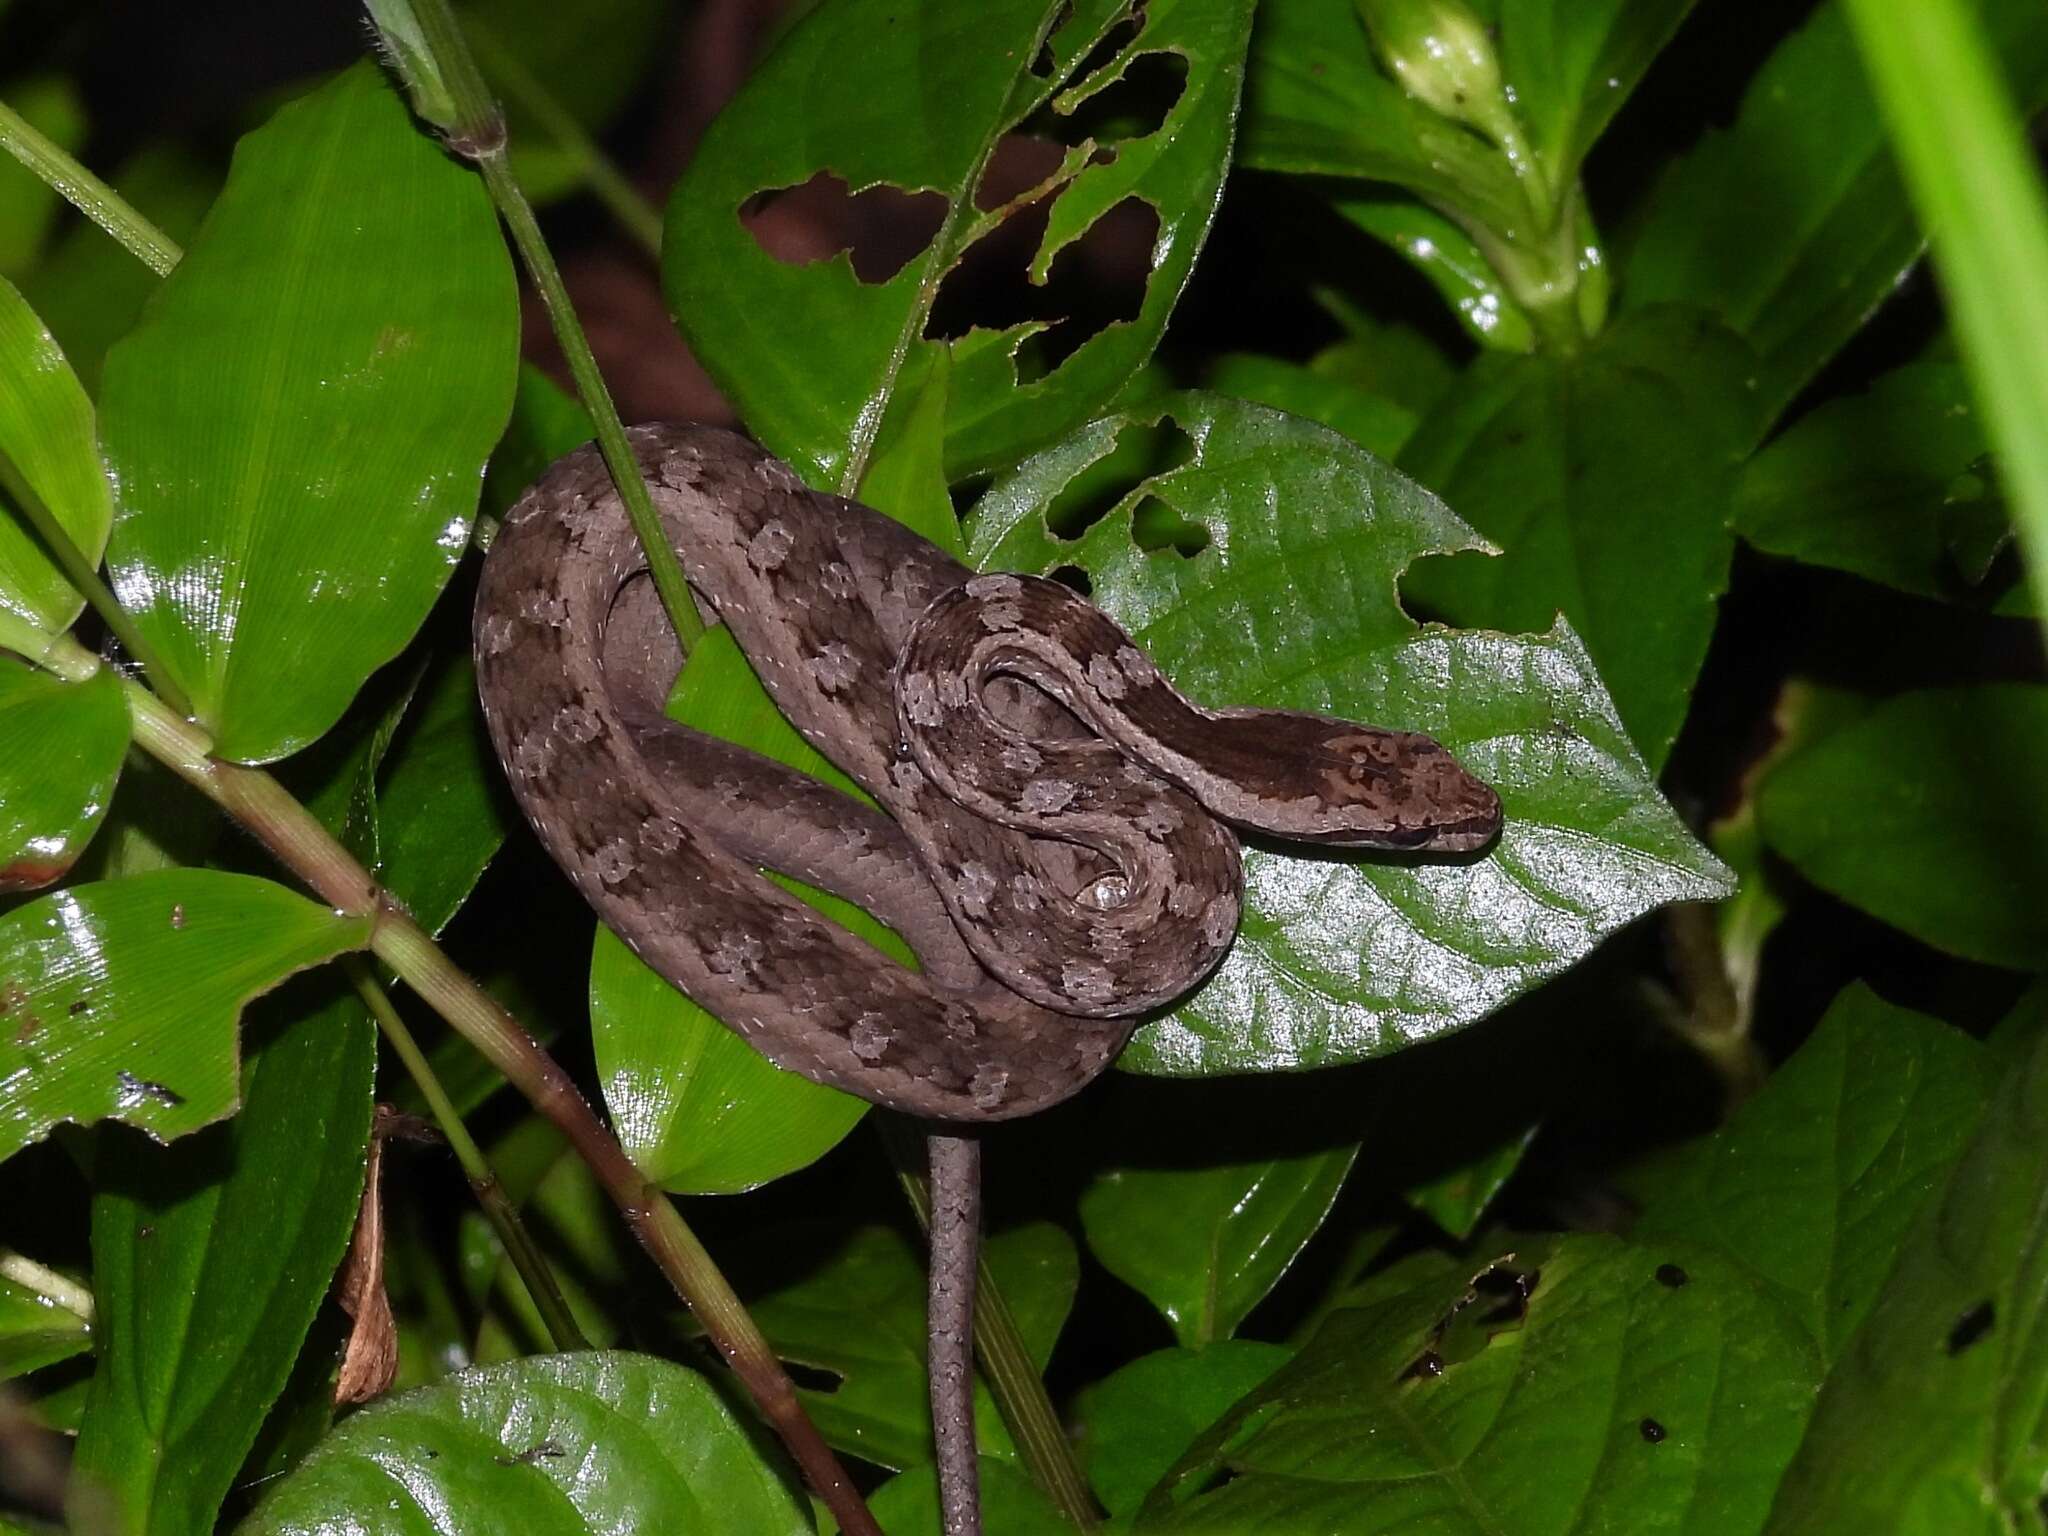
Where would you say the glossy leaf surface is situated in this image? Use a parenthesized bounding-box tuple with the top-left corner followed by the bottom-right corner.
(967, 394, 1731, 1073)
(0, 1273, 90, 1379)
(70, 985, 374, 1536)
(1756, 685, 2048, 970)
(1072, 1342, 1290, 1516)
(239, 1352, 810, 1536)
(98, 60, 518, 762)
(665, 0, 1253, 489)
(0, 871, 369, 1162)
(0, 661, 126, 891)
(0, 272, 111, 642)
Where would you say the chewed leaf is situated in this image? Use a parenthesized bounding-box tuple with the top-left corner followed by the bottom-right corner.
(0, 870, 370, 1162)
(966, 394, 1730, 1072)
(664, 0, 1253, 492)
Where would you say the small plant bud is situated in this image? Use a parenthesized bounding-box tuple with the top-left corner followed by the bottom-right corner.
(1354, 0, 1511, 139)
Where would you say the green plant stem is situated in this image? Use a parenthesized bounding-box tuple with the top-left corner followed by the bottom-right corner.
(1843, 0, 2048, 624)
(466, 19, 665, 261)
(0, 450, 195, 720)
(0, 97, 184, 275)
(346, 959, 590, 1354)
(380, 0, 703, 655)
(883, 1117, 1102, 1530)
(111, 652, 878, 1536)
(0, 1251, 93, 1323)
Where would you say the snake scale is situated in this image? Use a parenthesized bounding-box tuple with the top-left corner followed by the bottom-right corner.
(474, 423, 1502, 1534)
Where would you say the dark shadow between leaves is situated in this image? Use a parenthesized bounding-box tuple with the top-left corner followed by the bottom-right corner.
(739, 172, 947, 285)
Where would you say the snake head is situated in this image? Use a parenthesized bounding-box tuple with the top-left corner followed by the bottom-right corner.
(1306, 727, 1502, 852)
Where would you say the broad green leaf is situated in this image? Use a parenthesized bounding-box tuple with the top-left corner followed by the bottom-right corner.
(21, 147, 215, 397)
(1240, 0, 1530, 241)
(665, 0, 1253, 490)
(1620, 0, 2048, 428)
(0, 76, 85, 278)
(0, 661, 126, 891)
(1628, 985, 1995, 1362)
(1072, 1343, 1291, 1517)
(1203, 352, 1419, 459)
(238, 1352, 810, 1536)
(0, 1272, 90, 1379)
(1308, 299, 1459, 416)
(99, 60, 518, 763)
(743, 1222, 1077, 1471)
(1400, 306, 1753, 769)
(1756, 685, 2048, 970)
(0, 272, 111, 639)
(1762, 1017, 2048, 1534)
(1497, 0, 1697, 186)
(1736, 362, 2008, 603)
(968, 394, 1732, 1073)
(1327, 195, 1536, 353)
(1078, 1085, 1357, 1346)
(0, 871, 370, 1162)
(70, 983, 374, 1536)
(483, 365, 594, 522)
(1139, 1236, 1815, 1533)
(870, 1457, 1068, 1535)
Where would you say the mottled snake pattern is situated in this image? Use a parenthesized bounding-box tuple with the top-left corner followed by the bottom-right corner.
(474, 423, 1502, 1533)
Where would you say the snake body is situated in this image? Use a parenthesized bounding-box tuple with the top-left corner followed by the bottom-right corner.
(473, 423, 1501, 1532)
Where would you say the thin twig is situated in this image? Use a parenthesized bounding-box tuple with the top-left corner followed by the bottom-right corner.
(0, 94, 183, 275)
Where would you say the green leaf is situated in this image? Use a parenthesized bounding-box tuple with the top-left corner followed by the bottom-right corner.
(1627, 985, 1996, 1361)
(69, 983, 374, 1536)
(1844, 0, 2048, 625)
(1400, 306, 1752, 769)
(19, 147, 216, 398)
(1762, 1017, 2048, 1533)
(0, 871, 370, 1163)
(870, 1456, 1070, 1535)
(0, 661, 127, 891)
(0, 1273, 90, 1379)
(0, 271, 111, 642)
(1240, 0, 1530, 241)
(968, 394, 1731, 1073)
(0, 76, 85, 278)
(98, 60, 518, 763)
(484, 365, 594, 522)
(1756, 684, 2048, 970)
(1078, 1089, 1357, 1346)
(1325, 195, 1536, 354)
(1619, 0, 2048, 427)
(744, 1222, 1077, 1471)
(1497, 0, 1697, 186)
(664, 0, 1253, 490)
(237, 1352, 811, 1536)
(1735, 361, 2008, 603)
(1072, 1342, 1290, 1516)
(1139, 1235, 1816, 1533)
(1203, 352, 1419, 459)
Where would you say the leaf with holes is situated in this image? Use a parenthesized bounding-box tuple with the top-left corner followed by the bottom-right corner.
(967, 393, 1731, 1074)
(238, 1352, 809, 1536)
(663, 0, 1253, 493)
(0, 870, 371, 1163)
